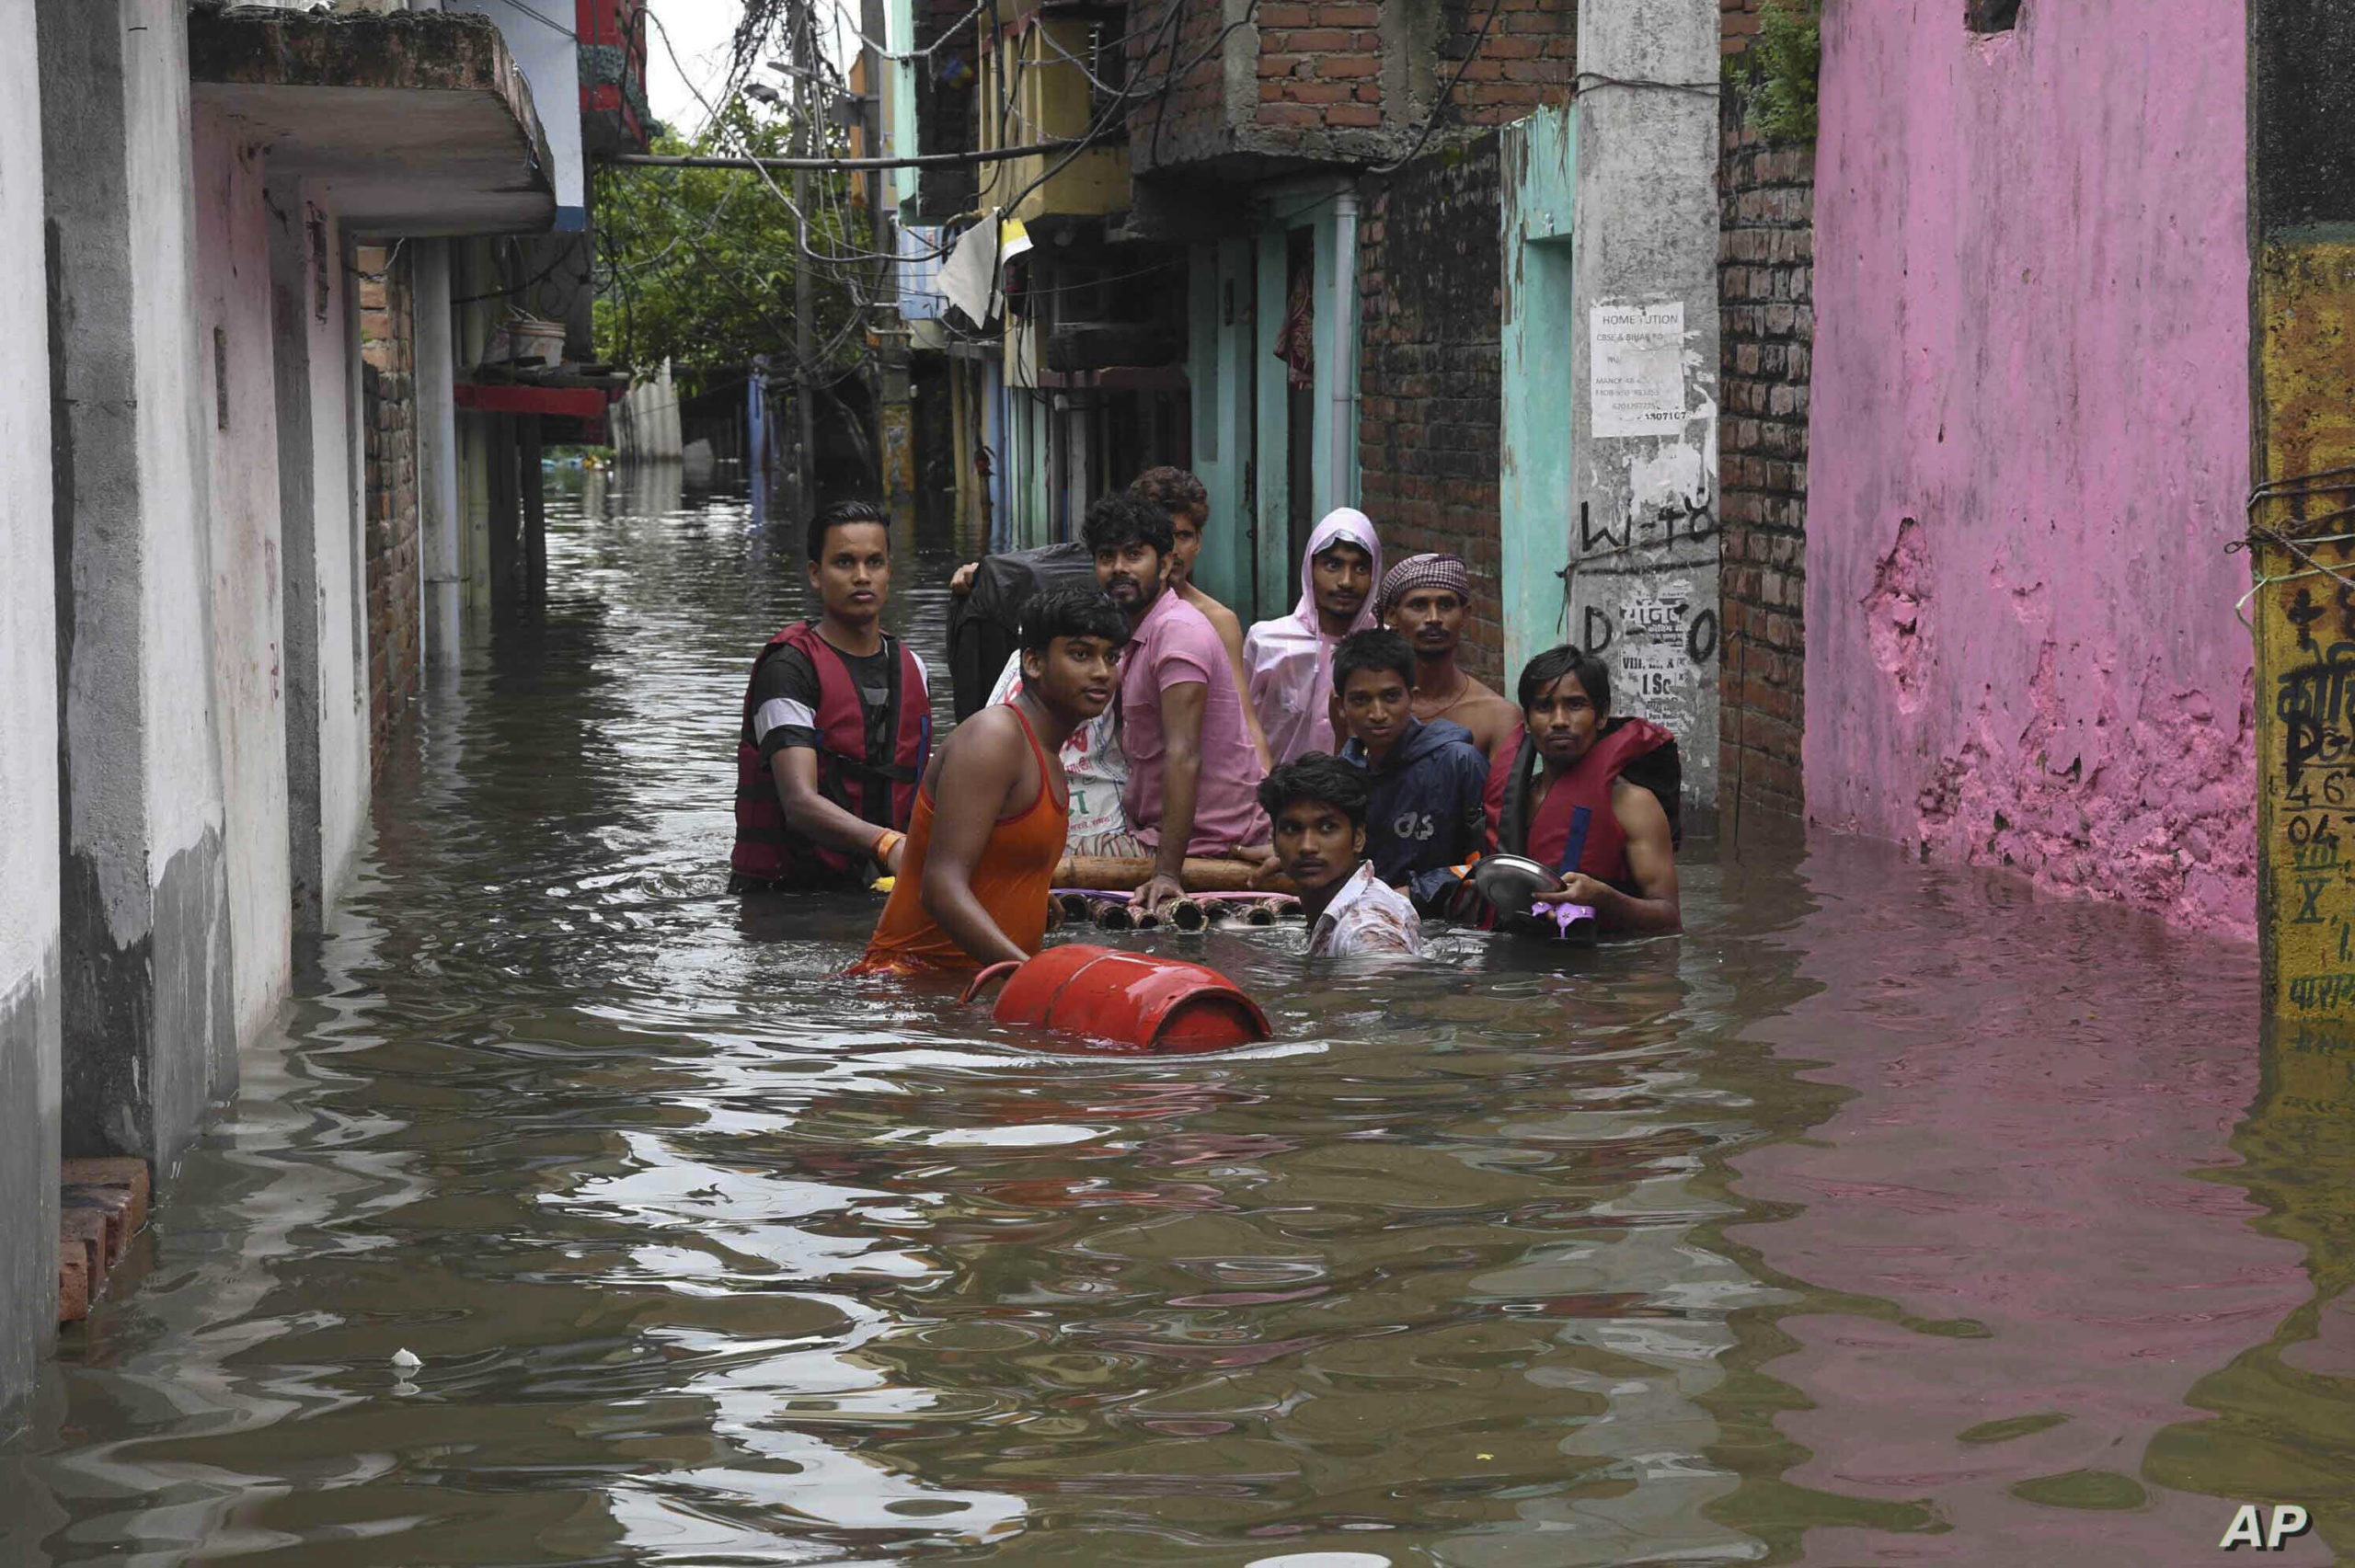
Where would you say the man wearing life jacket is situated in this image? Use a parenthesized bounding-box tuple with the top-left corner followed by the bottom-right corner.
(1484, 647, 1683, 933)
(852, 587, 1128, 975)
(730, 500, 931, 892)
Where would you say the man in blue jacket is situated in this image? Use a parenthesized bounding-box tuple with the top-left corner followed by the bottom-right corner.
(1332, 629, 1490, 912)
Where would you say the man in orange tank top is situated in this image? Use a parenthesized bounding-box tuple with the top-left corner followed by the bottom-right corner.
(852, 588, 1130, 974)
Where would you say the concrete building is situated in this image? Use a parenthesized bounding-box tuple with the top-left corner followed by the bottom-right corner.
(2, 0, 642, 1435)
(903, 0, 1724, 800)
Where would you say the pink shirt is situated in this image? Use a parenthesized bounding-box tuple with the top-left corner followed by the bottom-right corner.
(1120, 588, 1269, 853)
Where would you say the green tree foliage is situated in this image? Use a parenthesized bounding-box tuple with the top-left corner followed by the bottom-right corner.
(1741, 0, 1821, 145)
(592, 101, 871, 377)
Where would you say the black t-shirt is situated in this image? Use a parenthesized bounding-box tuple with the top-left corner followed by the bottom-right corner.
(748, 640, 899, 762)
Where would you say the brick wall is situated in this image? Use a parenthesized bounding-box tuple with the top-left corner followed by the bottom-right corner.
(1123, 0, 1238, 171)
(1439, 0, 1577, 128)
(1717, 5, 1814, 833)
(357, 243, 419, 784)
(1254, 2, 1384, 134)
(1357, 132, 1506, 686)
(1123, 0, 1575, 177)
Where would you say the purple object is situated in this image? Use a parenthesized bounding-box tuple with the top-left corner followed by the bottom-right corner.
(1529, 899, 1600, 943)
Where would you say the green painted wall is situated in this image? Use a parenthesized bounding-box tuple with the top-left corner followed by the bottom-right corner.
(1500, 105, 1578, 684)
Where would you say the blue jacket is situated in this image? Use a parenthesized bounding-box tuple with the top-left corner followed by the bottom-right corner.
(1339, 716, 1490, 910)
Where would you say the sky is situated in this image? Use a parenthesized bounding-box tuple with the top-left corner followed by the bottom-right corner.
(643, 0, 750, 139)
(642, 1, 859, 141)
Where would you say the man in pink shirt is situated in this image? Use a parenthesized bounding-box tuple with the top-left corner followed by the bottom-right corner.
(1083, 493, 1269, 916)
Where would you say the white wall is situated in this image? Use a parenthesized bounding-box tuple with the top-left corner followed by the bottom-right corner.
(194, 108, 295, 1039)
(0, 0, 62, 1424)
(456, 0, 585, 224)
(126, 0, 230, 878)
(307, 199, 371, 910)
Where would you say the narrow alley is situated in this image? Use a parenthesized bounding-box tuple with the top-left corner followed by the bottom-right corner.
(1, 477, 2345, 1564)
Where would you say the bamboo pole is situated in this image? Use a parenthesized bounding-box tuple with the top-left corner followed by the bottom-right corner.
(1055, 855, 1295, 895)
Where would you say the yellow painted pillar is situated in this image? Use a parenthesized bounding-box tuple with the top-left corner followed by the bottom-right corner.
(2253, 239, 2355, 1019)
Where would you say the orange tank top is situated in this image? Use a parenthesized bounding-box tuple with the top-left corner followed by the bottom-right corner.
(850, 704, 1070, 974)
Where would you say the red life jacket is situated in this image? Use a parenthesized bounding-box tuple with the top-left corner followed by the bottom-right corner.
(732, 621, 931, 886)
(1489, 716, 1678, 893)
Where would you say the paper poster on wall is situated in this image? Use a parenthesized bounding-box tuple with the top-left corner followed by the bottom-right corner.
(1591, 303, 1686, 438)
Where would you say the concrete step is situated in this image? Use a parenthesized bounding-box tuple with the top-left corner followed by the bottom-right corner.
(55, 1158, 151, 1326)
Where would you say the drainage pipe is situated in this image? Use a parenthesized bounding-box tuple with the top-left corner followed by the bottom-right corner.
(1327, 181, 1361, 511)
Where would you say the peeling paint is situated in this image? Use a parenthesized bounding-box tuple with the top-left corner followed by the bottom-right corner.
(1807, 0, 2254, 936)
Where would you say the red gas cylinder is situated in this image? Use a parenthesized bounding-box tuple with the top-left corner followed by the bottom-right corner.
(960, 944, 1270, 1054)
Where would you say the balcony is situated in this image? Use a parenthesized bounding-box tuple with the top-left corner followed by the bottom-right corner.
(974, 4, 1130, 223)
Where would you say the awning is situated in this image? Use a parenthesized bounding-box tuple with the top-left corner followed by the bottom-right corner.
(190, 6, 557, 236)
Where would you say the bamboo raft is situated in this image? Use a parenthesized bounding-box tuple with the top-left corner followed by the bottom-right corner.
(1041, 854, 1303, 933)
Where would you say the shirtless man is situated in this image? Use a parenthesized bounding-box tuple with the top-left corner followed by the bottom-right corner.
(852, 587, 1129, 973)
(1374, 552, 1522, 768)
(1128, 466, 1271, 769)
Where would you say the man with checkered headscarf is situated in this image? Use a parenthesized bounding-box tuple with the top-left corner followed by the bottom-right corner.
(1374, 553, 1522, 767)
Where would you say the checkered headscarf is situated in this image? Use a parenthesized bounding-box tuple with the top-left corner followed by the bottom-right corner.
(1374, 552, 1474, 623)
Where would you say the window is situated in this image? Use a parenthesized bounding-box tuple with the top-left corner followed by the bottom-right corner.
(1968, 0, 2021, 33)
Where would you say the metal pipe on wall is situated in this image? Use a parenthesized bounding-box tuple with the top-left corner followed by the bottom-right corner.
(1328, 181, 1360, 511)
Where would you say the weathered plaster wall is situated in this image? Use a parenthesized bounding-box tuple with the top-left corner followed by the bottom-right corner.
(0, 0, 60, 1430)
(44, 0, 237, 1169)
(193, 108, 293, 1043)
(316, 209, 370, 913)
(1807, 0, 2255, 935)
(1567, 0, 1722, 821)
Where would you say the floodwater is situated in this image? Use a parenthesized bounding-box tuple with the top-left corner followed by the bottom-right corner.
(6, 472, 2353, 1568)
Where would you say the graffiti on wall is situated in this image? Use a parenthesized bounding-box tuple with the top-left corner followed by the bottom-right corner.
(2256, 528, 2355, 1017)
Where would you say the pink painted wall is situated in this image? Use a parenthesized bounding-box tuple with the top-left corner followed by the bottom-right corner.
(1805, 0, 2256, 937)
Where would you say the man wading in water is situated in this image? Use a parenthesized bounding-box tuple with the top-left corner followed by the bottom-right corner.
(730, 501, 930, 892)
(1486, 647, 1683, 933)
(1259, 753, 1425, 958)
(852, 588, 1128, 973)
(1089, 493, 1270, 918)
(1376, 552, 1521, 768)
(1128, 465, 1272, 770)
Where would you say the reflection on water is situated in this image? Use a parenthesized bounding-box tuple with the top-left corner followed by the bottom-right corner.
(2, 474, 2346, 1566)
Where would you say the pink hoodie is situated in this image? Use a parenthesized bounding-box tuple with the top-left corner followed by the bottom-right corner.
(1242, 508, 1384, 764)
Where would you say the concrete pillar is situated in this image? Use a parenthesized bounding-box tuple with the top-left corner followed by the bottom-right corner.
(1568, 0, 1722, 831)
(1, 0, 60, 1430)
(488, 413, 519, 601)
(40, 0, 236, 1168)
(415, 240, 463, 680)
(521, 416, 546, 597)
(2250, 2, 2355, 1019)
(268, 176, 327, 936)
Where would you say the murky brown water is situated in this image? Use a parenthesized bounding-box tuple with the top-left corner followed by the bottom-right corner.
(5, 472, 2351, 1566)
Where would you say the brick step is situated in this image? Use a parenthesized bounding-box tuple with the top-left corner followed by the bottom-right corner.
(56, 1158, 150, 1327)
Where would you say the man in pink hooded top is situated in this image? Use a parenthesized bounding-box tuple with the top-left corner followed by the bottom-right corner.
(1243, 509, 1384, 764)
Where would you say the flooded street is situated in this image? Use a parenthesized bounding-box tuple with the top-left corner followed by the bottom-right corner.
(5, 475, 2350, 1566)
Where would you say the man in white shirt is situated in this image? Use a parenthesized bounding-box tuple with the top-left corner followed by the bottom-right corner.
(1258, 753, 1425, 958)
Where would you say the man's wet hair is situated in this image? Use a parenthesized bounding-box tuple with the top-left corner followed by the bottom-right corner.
(1333, 628, 1416, 694)
(1517, 646, 1612, 715)
(807, 499, 889, 562)
(1129, 466, 1209, 522)
(1081, 493, 1174, 557)
(1315, 537, 1373, 567)
(1018, 585, 1132, 653)
(1257, 752, 1371, 831)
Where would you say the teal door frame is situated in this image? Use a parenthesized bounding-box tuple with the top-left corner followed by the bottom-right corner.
(1500, 105, 1578, 685)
